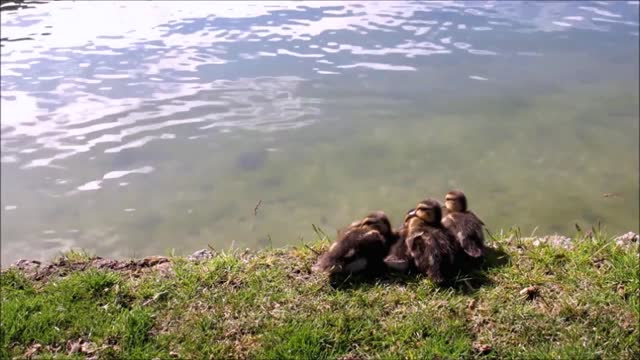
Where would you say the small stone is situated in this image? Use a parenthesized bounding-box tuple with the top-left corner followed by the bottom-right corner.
(519, 285, 539, 300)
(529, 235, 573, 249)
(472, 342, 492, 355)
(13, 259, 42, 272)
(114, 260, 135, 271)
(467, 299, 477, 310)
(140, 256, 169, 267)
(92, 258, 119, 269)
(614, 232, 639, 249)
(155, 262, 173, 277)
(81, 341, 97, 355)
(592, 257, 606, 269)
(545, 235, 573, 249)
(46, 345, 62, 353)
(67, 340, 81, 354)
(24, 343, 42, 359)
(16, 259, 41, 266)
(187, 249, 214, 261)
(338, 354, 360, 360)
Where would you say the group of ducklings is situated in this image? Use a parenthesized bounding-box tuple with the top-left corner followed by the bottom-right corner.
(312, 190, 485, 284)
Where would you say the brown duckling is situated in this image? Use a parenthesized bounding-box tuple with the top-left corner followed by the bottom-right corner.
(313, 211, 396, 274)
(442, 190, 485, 259)
(384, 209, 414, 272)
(405, 199, 461, 284)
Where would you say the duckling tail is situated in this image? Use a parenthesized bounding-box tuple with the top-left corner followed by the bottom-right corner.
(461, 238, 484, 258)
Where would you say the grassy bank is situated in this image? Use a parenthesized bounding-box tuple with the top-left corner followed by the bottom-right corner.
(1, 229, 638, 359)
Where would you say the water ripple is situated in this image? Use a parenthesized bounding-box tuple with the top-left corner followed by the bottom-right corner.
(2, 1, 638, 170)
(1, 0, 638, 264)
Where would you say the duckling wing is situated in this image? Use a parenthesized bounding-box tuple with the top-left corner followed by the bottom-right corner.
(313, 228, 356, 272)
(442, 213, 483, 256)
(458, 213, 485, 258)
(314, 228, 387, 273)
(468, 210, 485, 226)
(356, 229, 389, 260)
(405, 231, 425, 254)
(408, 230, 450, 283)
(339, 229, 388, 273)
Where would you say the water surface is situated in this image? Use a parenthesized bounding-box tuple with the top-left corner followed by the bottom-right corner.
(1, 1, 639, 264)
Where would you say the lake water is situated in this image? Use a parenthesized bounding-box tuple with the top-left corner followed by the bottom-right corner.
(1, 1, 638, 265)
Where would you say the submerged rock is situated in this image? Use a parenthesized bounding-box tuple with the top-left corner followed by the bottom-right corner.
(235, 150, 267, 171)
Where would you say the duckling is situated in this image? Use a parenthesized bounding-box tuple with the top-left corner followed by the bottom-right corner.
(405, 199, 461, 284)
(384, 209, 414, 272)
(313, 211, 395, 274)
(442, 190, 485, 259)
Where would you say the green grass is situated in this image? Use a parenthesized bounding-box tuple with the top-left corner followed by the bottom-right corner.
(1, 230, 638, 359)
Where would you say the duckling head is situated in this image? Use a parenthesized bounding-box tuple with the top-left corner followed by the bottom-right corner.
(414, 199, 443, 225)
(444, 190, 467, 213)
(402, 207, 415, 222)
(359, 210, 393, 238)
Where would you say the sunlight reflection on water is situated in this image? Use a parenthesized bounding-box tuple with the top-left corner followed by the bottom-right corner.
(1, 1, 638, 264)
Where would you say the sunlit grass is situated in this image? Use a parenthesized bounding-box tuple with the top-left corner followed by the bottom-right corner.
(2, 229, 638, 359)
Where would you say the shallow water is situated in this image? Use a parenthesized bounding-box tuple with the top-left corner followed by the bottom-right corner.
(1, 1, 638, 265)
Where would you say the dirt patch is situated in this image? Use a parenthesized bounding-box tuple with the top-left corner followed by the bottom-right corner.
(6, 255, 173, 282)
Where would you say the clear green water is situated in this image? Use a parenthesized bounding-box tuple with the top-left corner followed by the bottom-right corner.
(1, 1, 638, 264)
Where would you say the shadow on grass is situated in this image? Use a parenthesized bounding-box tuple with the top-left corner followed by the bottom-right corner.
(328, 268, 421, 290)
(328, 246, 511, 294)
(447, 246, 511, 294)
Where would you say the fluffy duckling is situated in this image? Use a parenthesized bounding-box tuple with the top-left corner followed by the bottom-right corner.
(405, 199, 461, 284)
(313, 211, 395, 274)
(384, 209, 414, 272)
(442, 190, 485, 259)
